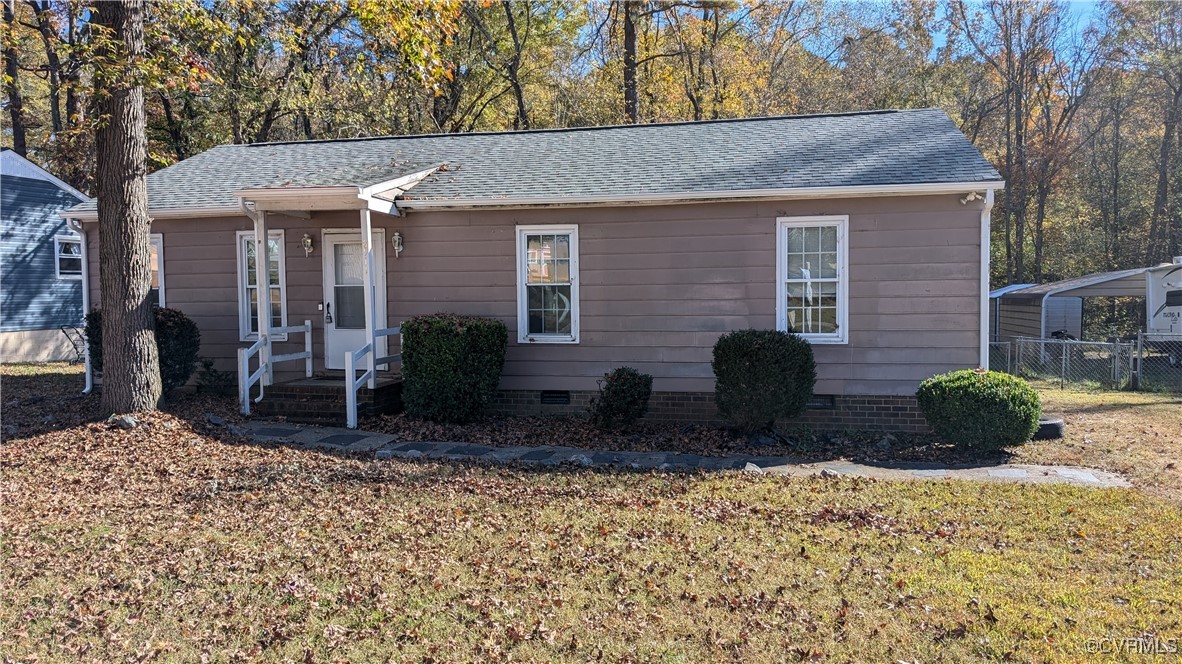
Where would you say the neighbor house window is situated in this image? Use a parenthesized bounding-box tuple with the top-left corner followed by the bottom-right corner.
(149, 234, 165, 306)
(54, 236, 82, 279)
(776, 216, 848, 344)
(516, 225, 579, 343)
(236, 230, 287, 341)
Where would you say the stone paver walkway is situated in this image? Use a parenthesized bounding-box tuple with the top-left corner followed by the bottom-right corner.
(242, 420, 1131, 488)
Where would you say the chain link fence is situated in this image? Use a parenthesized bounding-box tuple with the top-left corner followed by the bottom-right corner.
(989, 334, 1182, 392)
(1137, 333, 1182, 392)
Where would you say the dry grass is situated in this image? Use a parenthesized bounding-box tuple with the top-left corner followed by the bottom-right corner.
(3, 364, 1182, 661)
(1016, 389, 1182, 502)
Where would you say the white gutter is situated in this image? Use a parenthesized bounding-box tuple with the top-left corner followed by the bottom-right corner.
(979, 189, 995, 368)
(398, 180, 1008, 210)
(232, 185, 361, 201)
(65, 217, 93, 394)
(60, 206, 240, 223)
(61, 179, 1006, 219)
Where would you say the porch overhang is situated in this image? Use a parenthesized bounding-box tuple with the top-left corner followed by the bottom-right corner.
(232, 165, 441, 217)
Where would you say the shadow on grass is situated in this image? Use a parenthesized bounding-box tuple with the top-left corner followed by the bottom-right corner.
(1043, 399, 1182, 416)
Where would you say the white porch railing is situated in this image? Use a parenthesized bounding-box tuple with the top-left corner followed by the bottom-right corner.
(269, 320, 315, 379)
(237, 335, 268, 415)
(238, 320, 314, 415)
(344, 326, 401, 429)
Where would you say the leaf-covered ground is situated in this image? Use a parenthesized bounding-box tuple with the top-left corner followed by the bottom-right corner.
(3, 365, 1181, 661)
(1016, 389, 1182, 502)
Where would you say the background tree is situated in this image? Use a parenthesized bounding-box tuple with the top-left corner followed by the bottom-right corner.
(5, 0, 1178, 340)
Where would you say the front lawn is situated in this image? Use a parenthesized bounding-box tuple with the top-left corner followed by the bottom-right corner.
(2, 364, 1180, 661)
(1017, 389, 1182, 502)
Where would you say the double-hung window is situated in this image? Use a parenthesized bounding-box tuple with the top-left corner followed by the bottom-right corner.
(776, 216, 848, 344)
(236, 230, 287, 341)
(149, 234, 165, 306)
(516, 225, 579, 343)
(54, 235, 83, 279)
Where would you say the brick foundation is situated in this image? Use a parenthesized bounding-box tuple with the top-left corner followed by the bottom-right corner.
(490, 390, 929, 433)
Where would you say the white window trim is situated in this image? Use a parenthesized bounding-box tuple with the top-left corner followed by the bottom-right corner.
(53, 235, 83, 280)
(515, 224, 580, 344)
(776, 215, 849, 344)
(235, 230, 288, 342)
(150, 233, 166, 307)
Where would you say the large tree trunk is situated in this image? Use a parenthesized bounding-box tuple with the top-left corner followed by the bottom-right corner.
(93, 0, 161, 413)
(3, 0, 28, 155)
(501, 1, 529, 130)
(622, 0, 638, 123)
(1146, 85, 1180, 264)
(27, 0, 64, 134)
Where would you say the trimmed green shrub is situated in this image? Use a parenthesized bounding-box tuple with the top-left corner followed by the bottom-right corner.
(712, 329, 817, 433)
(401, 313, 508, 423)
(85, 307, 202, 395)
(916, 369, 1041, 449)
(589, 366, 653, 429)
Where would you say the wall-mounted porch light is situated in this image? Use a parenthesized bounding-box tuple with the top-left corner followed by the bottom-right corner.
(301, 233, 314, 257)
(392, 231, 404, 258)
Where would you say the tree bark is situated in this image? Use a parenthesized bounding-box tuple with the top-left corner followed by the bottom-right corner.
(3, 0, 28, 155)
(501, 1, 529, 130)
(622, 1, 639, 123)
(1146, 84, 1180, 264)
(26, 0, 64, 133)
(93, 0, 161, 413)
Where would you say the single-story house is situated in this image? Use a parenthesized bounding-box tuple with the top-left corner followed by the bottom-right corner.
(62, 108, 1004, 429)
(1, 149, 91, 362)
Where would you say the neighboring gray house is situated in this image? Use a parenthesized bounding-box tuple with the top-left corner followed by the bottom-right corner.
(63, 109, 1004, 429)
(1, 149, 90, 362)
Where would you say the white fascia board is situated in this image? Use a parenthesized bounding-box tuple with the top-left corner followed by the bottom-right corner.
(60, 205, 241, 222)
(234, 185, 365, 212)
(232, 185, 361, 199)
(397, 180, 1008, 210)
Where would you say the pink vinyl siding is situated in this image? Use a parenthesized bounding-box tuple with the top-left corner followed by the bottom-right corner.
(85, 193, 985, 395)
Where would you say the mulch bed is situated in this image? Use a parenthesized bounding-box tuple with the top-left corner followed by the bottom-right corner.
(3, 366, 1008, 467)
(361, 413, 1010, 466)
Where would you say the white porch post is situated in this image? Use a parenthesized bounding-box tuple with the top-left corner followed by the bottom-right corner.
(979, 189, 995, 369)
(361, 208, 377, 389)
(254, 209, 272, 385)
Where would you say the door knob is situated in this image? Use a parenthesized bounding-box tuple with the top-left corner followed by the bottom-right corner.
(325, 301, 333, 324)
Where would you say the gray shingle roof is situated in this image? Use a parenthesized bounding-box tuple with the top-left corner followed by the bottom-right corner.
(67, 108, 1000, 214)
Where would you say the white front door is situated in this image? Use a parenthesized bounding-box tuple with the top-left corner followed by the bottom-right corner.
(322, 230, 386, 370)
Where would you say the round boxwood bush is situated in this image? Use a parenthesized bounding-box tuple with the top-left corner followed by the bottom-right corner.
(916, 369, 1041, 449)
(85, 307, 201, 395)
(401, 313, 508, 423)
(712, 329, 817, 433)
(589, 366, 653, 430)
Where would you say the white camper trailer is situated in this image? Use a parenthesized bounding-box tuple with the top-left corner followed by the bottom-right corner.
(1147, 258, 1182, 335)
